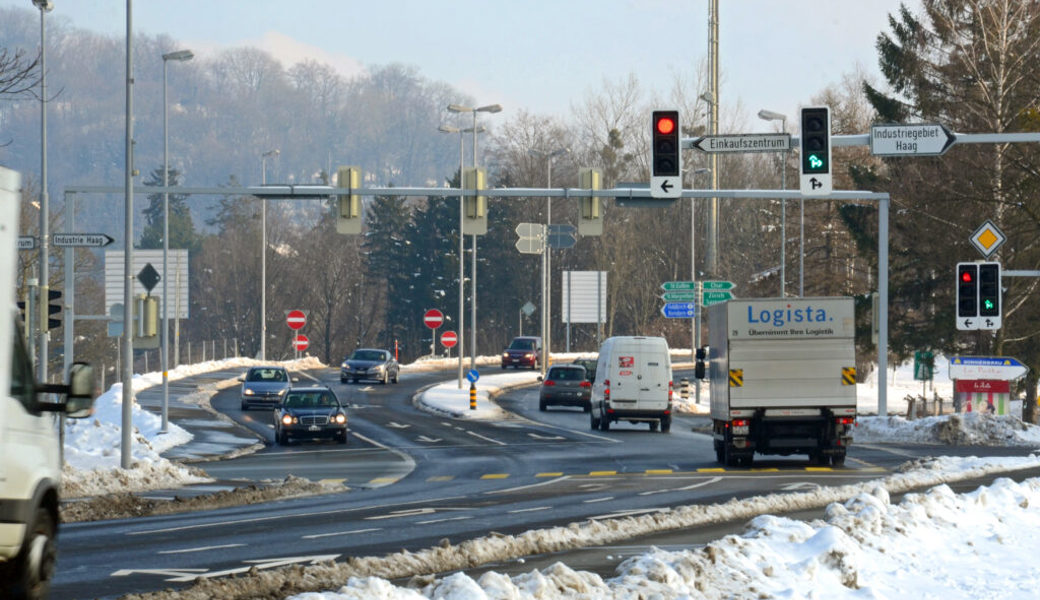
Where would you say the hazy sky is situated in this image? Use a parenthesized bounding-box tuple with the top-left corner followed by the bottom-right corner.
(5, 0, 914, 131)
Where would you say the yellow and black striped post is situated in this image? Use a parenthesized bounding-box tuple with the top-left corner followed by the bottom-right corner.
(469, 383, 477, 410)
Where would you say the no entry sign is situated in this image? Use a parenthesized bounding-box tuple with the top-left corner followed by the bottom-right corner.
(292, 334, 309, 352)
(423, 309, 444, 329)
(286, 309, 306, 330)
(441, 330, 458, 348)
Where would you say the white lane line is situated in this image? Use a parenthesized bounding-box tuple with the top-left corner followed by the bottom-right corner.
(638, 475, 724, 496)
(416, 515, 472, 525)
(302, 528, 381, 540)
(508, 506, 551, 514)
(583, 496, 614, 504)
(466, 430, 507, 446)
(486, 475, 570, 496)
(159, 543, 245, 555)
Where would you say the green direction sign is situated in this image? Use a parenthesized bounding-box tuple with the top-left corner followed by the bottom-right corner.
(661, 281, 696, 291)
(701, 290, 734, 306)
(661, 291, 698, 302)
(702, 280, 735, 291)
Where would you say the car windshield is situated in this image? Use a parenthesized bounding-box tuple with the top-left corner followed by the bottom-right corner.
(284, 393, 337, 409)
(509, 339, 536, 351)
(548, 367, 584, 381)
(350, 350, 386, 361)
(247, 369, 286, 383)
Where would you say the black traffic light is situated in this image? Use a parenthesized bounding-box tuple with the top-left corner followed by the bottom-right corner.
(44, 289, 61, 330)
(978, 262, 1001, 318)
(652, 110, 680, 177)
(956, 262, 978, 318)
(800, 106, 830, 175)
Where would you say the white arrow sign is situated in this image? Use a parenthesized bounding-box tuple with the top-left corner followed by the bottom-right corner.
(52, 233, 115, 247)
(870, 123, 956, 156)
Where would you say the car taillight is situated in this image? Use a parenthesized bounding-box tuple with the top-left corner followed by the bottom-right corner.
(543, 380, 555, 386)
(580, 381, 591, 388)
(603, 379, 610, 400)
(668, 380, 674, 401)
(732, 419, 748, 427)
(836, 417, 855, 425)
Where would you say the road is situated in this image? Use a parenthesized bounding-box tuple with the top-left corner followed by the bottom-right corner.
(51, 365, 1037, 599)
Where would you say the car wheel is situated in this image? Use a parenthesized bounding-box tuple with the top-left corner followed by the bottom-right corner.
(590, 411, 600, 430)
(352, 378, 359, 384)
(649, 421, 659, 432)
(241, 402, 249, 411)
(501, 364, 507, 370)
(539, 398, 547, 411)
(392, 371, 399, 384)
(583, 401, 591, 413)
(0, 506, 56, 600)
(381, 371, 389, 385)
(660, 416, 672, 433)
(599, 411, 611, 431)
(340, 377, 347, 384)
(338, 431, 348, 445)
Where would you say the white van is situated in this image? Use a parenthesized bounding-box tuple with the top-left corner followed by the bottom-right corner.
(589, 336, 673, 432)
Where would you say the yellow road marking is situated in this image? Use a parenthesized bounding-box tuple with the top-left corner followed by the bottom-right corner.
(481, 473, 509, 479)
(589, 470, 617, 476)
(645, 469, 673, 475)
(536, 472, 564, 478)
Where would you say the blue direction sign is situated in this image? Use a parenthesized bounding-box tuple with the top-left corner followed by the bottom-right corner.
(466, 369, 480, 383)
(660, 302, 696, 318)
(948, 356, 1027, 380)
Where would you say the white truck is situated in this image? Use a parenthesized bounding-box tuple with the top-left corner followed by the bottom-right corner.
(697, 297, 857, 467)
(0, 166, 95, 600)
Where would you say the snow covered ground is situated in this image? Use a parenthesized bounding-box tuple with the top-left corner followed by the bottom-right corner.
(61, 352, 1040, 599)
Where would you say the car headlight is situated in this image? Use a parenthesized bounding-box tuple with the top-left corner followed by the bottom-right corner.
(277, 388, 287, 396)
(244, 389, 255, 396)
(503, 352, 509, 358)
(334, 413, 347, 425)
(281, 414, 295, 426)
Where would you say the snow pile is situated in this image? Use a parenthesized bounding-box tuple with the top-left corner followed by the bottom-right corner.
(857, 412, 1040, 447)
(286, 472, 1040, 599)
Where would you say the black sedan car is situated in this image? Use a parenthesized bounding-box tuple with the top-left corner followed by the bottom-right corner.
(340, 348, 400, 384)
(273, 387, 348, 445)
(538, 364, 592, 412)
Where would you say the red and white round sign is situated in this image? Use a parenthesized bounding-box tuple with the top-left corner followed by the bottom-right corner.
(286, 309, 306, 330)
(292, 334, 309, 352)
(423, 308, 444, 329)
(441, 330, 458, 348)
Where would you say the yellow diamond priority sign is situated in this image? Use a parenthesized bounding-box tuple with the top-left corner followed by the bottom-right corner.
(969, 220, 1006, 258)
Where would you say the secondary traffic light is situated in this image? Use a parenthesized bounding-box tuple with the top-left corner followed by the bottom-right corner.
(978, 262, 1001, 318)
(462, 167, 487, 235)
(799, 106, 832, 195)
(956, 262, 978, 318)
(335, 166, 362, 235)
(651, 110, 681, 177)
(578, 167, 602, 236)
(44, 289, 61, 331)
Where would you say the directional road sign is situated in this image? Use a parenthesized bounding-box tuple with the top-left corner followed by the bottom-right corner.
(547, 224, 576, 249)
(18, 236, 36, 251)
(702, 280, 735, 291)
(52, 233, 115, 248)
(466, 369, 480, 383)
(515, 223, 542, 238)
(948, 356, 1027, 380)
(515, 237, 544, 254)
(660, 281, 696, 291)
(870, 123, 956, 156)
(691, 134, 791, 154)
(661, 291, 698, 302)
(660, 302, 696, 318)
(650, 175, 681, 199)
(286, 309, 306, 330)
(701, 290, 734, 306)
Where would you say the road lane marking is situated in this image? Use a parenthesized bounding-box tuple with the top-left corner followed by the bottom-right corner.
(159, 543, 245, 555)
(416, 435, 443, 443)
(387, 421, 411, 429)
(508, 506, 551, 514)
(589, 471, 617, 476)
(536, 472, 564, 477)
(583, 496, 614, 503)
(527, 432, 566, 440)
(319, 479, 347, 486)
(638, 476, 723, 496)
(486, 475, 570, 495)
(481, 473, 509, 479)
(646, 469, 673, 475)
(467, 430, 507, 445)
(416, 515, 472, 525)
(303, 528, 381, 539)
(426, 475, 454, 482)
(697, 468, 726, 473)
(368, 477, 400, 485)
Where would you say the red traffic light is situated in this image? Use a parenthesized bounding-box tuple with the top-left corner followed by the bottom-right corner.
(655, 116, 676, 135)
(961, 270, 974, 283)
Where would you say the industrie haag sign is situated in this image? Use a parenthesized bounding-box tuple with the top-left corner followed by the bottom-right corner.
(870, 123, 956, 156)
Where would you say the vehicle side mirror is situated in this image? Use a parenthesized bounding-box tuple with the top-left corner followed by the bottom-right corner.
(537, 376, 543, 382)
(238, 374, 246, 382)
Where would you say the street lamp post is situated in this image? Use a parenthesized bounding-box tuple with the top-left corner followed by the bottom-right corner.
(260, 149, 279, 361)
(447, 103, 502, 371)
(438, 124, 484, 388)
(757, 109, 787, 297)
(160, 48, 192, 433)
(32, 0, 53, 381)
(529, 147, 568, 371)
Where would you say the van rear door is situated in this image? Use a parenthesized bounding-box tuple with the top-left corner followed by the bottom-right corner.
(635, 343, 670, 408)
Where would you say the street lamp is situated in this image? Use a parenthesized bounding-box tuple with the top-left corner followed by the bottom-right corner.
(528, 147, 568, 368)
(758, 109, 788, 297)
(446, 103, 502, 370)
(438, 124, 484, 388)
(32, 0, 53, 380)
(260, 148, 279, 361)
(161, 48, 193, 432)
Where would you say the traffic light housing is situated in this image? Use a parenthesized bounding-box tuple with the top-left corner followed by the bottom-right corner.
(956, 262, 978, 318)
(800, 107, 830, 175)
(578, 167, 603, 236)
(134, 294, 159, 349)
(462, 167, 487, 235)
(651, 110, 681, 178)
(335, 166, 362, 235)
(43, 288, 61, 331)
(978, 262, 1001, 318)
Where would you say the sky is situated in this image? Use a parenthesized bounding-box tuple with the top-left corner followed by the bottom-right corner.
(65, 353, 1040, 598)
(4, 0, 916, 132)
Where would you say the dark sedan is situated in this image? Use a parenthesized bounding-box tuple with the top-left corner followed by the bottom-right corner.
(273, 387, 348, 445)
(538, 364, 592, 412)
(340, 348, 400, 384)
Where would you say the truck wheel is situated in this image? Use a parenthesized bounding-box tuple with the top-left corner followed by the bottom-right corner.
(808, 452, 826, 466)
(0, 507, 56, 600)
(590, 411, 600, 430)
(599, 415, 611, 431)
(660, 416, 672, 433)
(831, 453, 846, 467)
(714, 442, 725, 464)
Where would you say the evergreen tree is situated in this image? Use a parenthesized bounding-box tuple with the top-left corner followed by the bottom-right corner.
(140, 167, 201, 254)
(362, 191, 415, 352)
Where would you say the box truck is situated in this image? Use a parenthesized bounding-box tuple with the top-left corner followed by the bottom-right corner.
(0, 166, 95, 600)
(697, 297, 856, 467)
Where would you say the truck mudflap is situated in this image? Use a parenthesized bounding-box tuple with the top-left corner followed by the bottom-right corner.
(713, 408, 855, 467)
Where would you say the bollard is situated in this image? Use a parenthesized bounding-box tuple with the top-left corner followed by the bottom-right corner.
(469, 383, 477, 410)
(680, 378, 690, 401)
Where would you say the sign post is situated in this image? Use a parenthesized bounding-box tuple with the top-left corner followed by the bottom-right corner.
(441, 330, 458, 358)
(424, 308, 444, 357)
